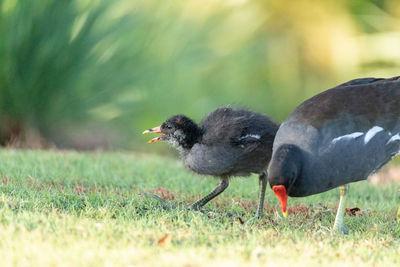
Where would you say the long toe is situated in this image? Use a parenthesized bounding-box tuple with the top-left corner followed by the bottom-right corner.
(245, 216, 260, 225)
(188, 203, 201, 211)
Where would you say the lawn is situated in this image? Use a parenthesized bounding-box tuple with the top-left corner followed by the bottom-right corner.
(0, 149, 399, 266)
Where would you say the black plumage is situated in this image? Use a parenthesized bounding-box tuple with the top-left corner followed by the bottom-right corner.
(267, 76, 400, 233)
(144, 107, 279, 218)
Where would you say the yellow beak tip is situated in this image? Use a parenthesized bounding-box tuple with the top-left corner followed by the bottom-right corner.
(282, 211, 288, 219)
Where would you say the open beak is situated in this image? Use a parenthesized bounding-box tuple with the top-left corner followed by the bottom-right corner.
(142, 126, 165, 144)
(272, 185, 288, 218)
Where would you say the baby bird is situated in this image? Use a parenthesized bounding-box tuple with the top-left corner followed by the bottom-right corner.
(143, 107, 279, 218)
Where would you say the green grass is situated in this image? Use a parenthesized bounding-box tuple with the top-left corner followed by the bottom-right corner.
(0, 149, 399, 266)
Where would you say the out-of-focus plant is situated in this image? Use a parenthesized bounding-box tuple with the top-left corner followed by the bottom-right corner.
(0, 0, 399, 151)
(0, 0, 137, 148)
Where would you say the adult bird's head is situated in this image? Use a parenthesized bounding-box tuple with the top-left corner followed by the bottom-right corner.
(143, 115, 202, 150)
(268, 144, 303, 218)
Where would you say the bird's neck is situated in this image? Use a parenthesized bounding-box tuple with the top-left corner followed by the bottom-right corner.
(181, 125, 203, 150)
(269, 144, 303, 191)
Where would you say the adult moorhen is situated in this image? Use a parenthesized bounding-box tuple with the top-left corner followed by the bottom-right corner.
(143, 107, 279, 218)
(267, 76, 400, 233)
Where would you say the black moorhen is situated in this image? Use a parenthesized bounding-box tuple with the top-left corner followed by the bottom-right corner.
(143, 107, 279, 218)
(267, 76, 400, 233)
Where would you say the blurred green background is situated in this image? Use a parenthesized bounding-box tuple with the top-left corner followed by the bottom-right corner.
(0, 0, 399, 152)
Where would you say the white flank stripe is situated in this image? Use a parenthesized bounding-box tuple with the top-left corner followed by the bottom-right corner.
(332, 132, 363, 144)
(364, 126, 384, 144)
(386, 133, 400, 144)
(239, 134, 261, 140)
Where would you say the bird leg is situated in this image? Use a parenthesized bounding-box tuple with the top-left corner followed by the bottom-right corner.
(189, 178, 229, 211)
(333, 184, 349, 234)
(256, 172, 267, 218)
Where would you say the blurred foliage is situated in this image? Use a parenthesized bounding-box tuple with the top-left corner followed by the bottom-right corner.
(0, 0, 399, 151)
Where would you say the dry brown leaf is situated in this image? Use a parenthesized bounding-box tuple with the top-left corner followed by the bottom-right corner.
(345, 207, 360, 216)
(157, 234, 172, 246)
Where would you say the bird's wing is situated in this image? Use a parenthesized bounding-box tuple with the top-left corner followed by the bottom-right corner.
(336, 77, 386, 87)
(319, 126, 400, 179)
(288, 76, 400, 131)
(200, 108, 250, 145)
(230, 133, 267, 155)
(200, 107, 277, 148)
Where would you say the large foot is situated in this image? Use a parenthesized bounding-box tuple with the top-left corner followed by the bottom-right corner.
(188, 203, 202, 211)
(333, 223, 349, 235)
(245, 216, 261, 225)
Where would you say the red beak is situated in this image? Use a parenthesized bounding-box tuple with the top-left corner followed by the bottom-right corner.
(272, 185, 288, 218)
(142, 126, 164, 144)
